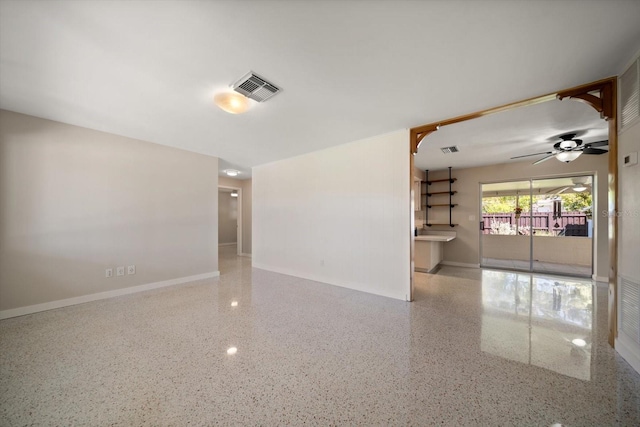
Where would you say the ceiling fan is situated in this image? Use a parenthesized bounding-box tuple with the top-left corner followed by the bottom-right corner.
(511, 133, 608, 165)
(546, 178, 592, 196)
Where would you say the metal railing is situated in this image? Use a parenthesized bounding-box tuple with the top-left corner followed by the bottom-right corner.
(481, 212, 589, 235)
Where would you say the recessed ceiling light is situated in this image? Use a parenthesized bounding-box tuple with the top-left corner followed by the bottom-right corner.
(227, 347, 238, 355)
(214, 92, 251, 114)
(225, 169, 240, 177)
(231, 191, 238, 198)
(231, 301, 238, 307)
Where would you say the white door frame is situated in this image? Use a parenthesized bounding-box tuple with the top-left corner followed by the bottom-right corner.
(218, 185, 242, 255)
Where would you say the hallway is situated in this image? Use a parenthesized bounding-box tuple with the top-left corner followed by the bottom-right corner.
(1, 249, 639, 425)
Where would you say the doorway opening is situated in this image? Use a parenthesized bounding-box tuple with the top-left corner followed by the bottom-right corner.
(218, 186, 242, 255)
(409, 77, 617, 345)
(480, 174, 594, 277)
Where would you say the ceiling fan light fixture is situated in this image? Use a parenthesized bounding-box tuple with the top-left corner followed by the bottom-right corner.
(572, 185, 587, 192)
(559, 140, 577, 150)
(214, 92, 251, 114)
(225, 169, 240, 177)
(555, 151, 582, 163)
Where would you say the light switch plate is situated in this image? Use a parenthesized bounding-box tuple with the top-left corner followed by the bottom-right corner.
(127, 265, 136, 275)
(116, 266, 125, 276)
(623, 151, 638, 167)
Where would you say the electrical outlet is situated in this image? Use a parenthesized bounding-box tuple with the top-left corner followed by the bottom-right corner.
(105, 268, 113, 278)
(116, 266, 125, 277)
(127, 265, 136, 275)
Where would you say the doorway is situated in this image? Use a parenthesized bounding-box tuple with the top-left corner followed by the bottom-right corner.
(218, 186, 242, 255)
(409, 77, 617, 346)
(480, 174, 594, 277)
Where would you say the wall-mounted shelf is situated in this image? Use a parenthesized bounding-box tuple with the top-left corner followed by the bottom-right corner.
(426, 191, 457, 196)
(423, 167, 456, 227)
(427, 178, 457, 184)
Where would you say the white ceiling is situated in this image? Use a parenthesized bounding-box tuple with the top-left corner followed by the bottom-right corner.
(1, 1, 639, 177)
(414, 99, 609, 171)
(482, 175, 593, 196)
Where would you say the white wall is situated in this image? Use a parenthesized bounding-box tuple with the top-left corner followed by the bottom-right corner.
(616, 116, 640, 373)
(422, 154, 609, 278)
(483, 235, 592, 265)
(218, 190, 238, 244)
(0, 110, 219, 314)
(618, 120, 640, 303)
(253, 130, 411, 300)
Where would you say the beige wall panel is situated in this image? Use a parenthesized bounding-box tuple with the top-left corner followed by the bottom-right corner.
(0, 110, 219, 311)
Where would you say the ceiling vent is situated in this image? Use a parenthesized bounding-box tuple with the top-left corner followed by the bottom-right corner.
(232, 71, 280, 102)
(440, 146, 459, 154)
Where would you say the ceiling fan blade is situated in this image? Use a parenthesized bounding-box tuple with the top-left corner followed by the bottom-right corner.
(587, 139, 609, 148)
(583, 147, 608, 155)
(546, 186, 567, 194)
(533, 154, 556, 165)
(510, 151, 553, 159)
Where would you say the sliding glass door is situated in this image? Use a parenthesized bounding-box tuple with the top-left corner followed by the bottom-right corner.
(480, 175, 593, 277)
(531, 176, 593, 276)
(481, 180, 532, 271)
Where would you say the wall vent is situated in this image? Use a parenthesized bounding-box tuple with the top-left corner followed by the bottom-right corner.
(620, 55, 640, 130)
(441, 146, 459, 154)
(620, 276, 640, 346)
(232, 71, 280, 102)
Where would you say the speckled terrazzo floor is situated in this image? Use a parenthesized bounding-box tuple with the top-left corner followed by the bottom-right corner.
(1, 246, 639, 426)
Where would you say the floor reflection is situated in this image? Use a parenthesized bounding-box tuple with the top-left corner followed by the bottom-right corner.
(481, 269, 593, 380)
(482, 257, 592, 277)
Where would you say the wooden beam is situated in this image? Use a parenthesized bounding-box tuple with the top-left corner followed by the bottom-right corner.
(410, 93, 558, 154)
(409, 140, 415, 302)
(410, 77, 617, 150)
(606, 79, 618, 346)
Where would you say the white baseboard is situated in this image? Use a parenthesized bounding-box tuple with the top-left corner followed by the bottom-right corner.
(251, 262, 407, 301)
(0, 271, 220, 320)
(592, 274, 608, 283)
(239, 253, 252, 258)
(440, 261, 480, 269)
(218, 242, 237, 247)
(616, 334, 640, 375)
